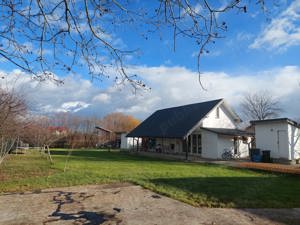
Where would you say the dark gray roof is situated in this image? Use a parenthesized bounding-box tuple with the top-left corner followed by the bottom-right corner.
(201, 127, 254, 136)
(251, 118, 300, 128)
(127, 99, 223, 138)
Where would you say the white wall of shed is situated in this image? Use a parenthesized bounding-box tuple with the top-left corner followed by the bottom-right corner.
(254, 122, 290, 159)
(288, 124, 300, 160)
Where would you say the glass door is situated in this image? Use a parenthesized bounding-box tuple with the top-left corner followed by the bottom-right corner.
(197, 134, 202, 155)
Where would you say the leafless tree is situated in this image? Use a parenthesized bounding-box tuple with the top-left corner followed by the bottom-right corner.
(241, 91, 283, 121)
(0, 0, 270, 90)
(0, 88, 27, 165)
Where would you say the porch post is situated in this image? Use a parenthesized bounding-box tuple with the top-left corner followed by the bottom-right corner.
(190, 134, 193, 153)
(185, 135, 189, 160)
(132, 138, 135, 151)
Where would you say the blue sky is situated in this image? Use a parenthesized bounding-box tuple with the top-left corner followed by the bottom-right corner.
(1, 0, 300, 120)
(115, 0, 300, 73)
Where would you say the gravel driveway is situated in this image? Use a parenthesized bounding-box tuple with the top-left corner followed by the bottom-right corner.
(0, 183, 299, 225)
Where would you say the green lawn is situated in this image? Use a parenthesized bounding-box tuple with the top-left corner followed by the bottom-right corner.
(0, 149, 299, 208)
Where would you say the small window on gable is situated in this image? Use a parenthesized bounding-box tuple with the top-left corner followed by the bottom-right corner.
(216, 107, 220, 119)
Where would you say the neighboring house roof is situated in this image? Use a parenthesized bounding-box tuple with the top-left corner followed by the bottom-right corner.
(95, 126, 113, 133)
(251, 118, 300, 128)
(47, 126, 68, 133)
(201, 127, 254, 136)
(127, 99, 223, 138)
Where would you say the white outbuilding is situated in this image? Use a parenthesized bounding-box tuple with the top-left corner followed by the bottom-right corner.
(251, 118, 300, 164)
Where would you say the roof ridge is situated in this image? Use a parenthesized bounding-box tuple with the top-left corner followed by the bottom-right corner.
(156, 98, 223, 112)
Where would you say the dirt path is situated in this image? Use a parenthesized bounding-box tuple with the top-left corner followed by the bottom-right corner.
(0, 183, 299, 225)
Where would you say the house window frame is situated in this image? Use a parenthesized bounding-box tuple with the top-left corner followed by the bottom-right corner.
(197, 134, 202, 154)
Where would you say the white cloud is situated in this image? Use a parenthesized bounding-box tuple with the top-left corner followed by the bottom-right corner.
(250, 0, 300, 51)
(60, 101, 90, 112)
(1, 65, 300, 120)
(236, 32, 254, 42)
(93, 93, 111, 103)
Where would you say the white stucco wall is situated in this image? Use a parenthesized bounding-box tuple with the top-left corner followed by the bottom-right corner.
(201, 130, 218, 158)
(202, 104, 237, 129)
(254, 122, 290, 159)
(238, 139, 250, 158)
(217, 136, 234, 158)
(201, 131, 250, 159)
(216, 136, 249, 159)
(288, 124, 300, 160)
(120, 133, 134, 149)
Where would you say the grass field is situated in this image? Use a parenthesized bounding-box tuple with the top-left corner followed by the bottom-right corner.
(0, 149, 299, 208)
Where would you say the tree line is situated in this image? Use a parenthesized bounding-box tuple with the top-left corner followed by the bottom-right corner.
(0, 87, 140, 164)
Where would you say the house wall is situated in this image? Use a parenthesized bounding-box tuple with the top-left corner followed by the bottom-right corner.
(238, 138, 250, 158)
(217, 135, 234, 158)
(202, 104, 237, 129)
(288, 124, 300, 160)
(120, 133, 134, 149)
(255, 122, 290, 159)
(201, 131, 250, 159)
(201, 130, 218, 158)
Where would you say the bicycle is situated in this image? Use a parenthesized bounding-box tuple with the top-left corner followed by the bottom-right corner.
(221, 148, 241, 160)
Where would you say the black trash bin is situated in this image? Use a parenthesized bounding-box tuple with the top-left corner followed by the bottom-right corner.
(262, 150, 271, 163)
(249, 148, 260, 161)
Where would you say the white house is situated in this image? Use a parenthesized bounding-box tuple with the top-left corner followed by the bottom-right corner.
(251, 118, 300, 163)
(127, 99, 253, 159)
(120, 133, 136, 149)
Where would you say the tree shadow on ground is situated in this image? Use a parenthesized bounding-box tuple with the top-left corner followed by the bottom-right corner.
(44, 191, 122, 225)
(148, 176, 300, 224)
(50, 149, 179, 163)
(148, 176, 300, 208)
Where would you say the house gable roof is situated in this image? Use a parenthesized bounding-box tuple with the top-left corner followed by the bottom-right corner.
(127, 99, 223, 138)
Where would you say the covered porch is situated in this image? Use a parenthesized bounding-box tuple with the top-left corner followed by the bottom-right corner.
(130, 128, 254, 160)
(200, 128, 254, 159)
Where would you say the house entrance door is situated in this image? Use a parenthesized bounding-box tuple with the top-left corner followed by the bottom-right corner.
(277, 130, 287, 158)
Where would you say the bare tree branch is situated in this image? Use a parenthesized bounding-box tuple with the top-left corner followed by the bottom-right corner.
(0, 0, 269, 91)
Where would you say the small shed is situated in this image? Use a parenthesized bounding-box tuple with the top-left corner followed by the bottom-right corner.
(251, 118, 300, 163)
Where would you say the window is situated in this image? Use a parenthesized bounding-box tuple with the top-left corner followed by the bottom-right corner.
(188, 135, 192, 153)
(170, 143, 175, 150)
(216, 107, 220, 119)
(192, 135, 197, 153)
(197, 134, 202, 154)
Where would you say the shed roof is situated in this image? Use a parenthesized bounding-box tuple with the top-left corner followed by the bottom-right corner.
(127, 99, 223, 138)
(250, 118, 300, 128)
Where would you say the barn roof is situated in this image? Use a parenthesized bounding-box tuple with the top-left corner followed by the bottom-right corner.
(127, 99, 223, 138)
